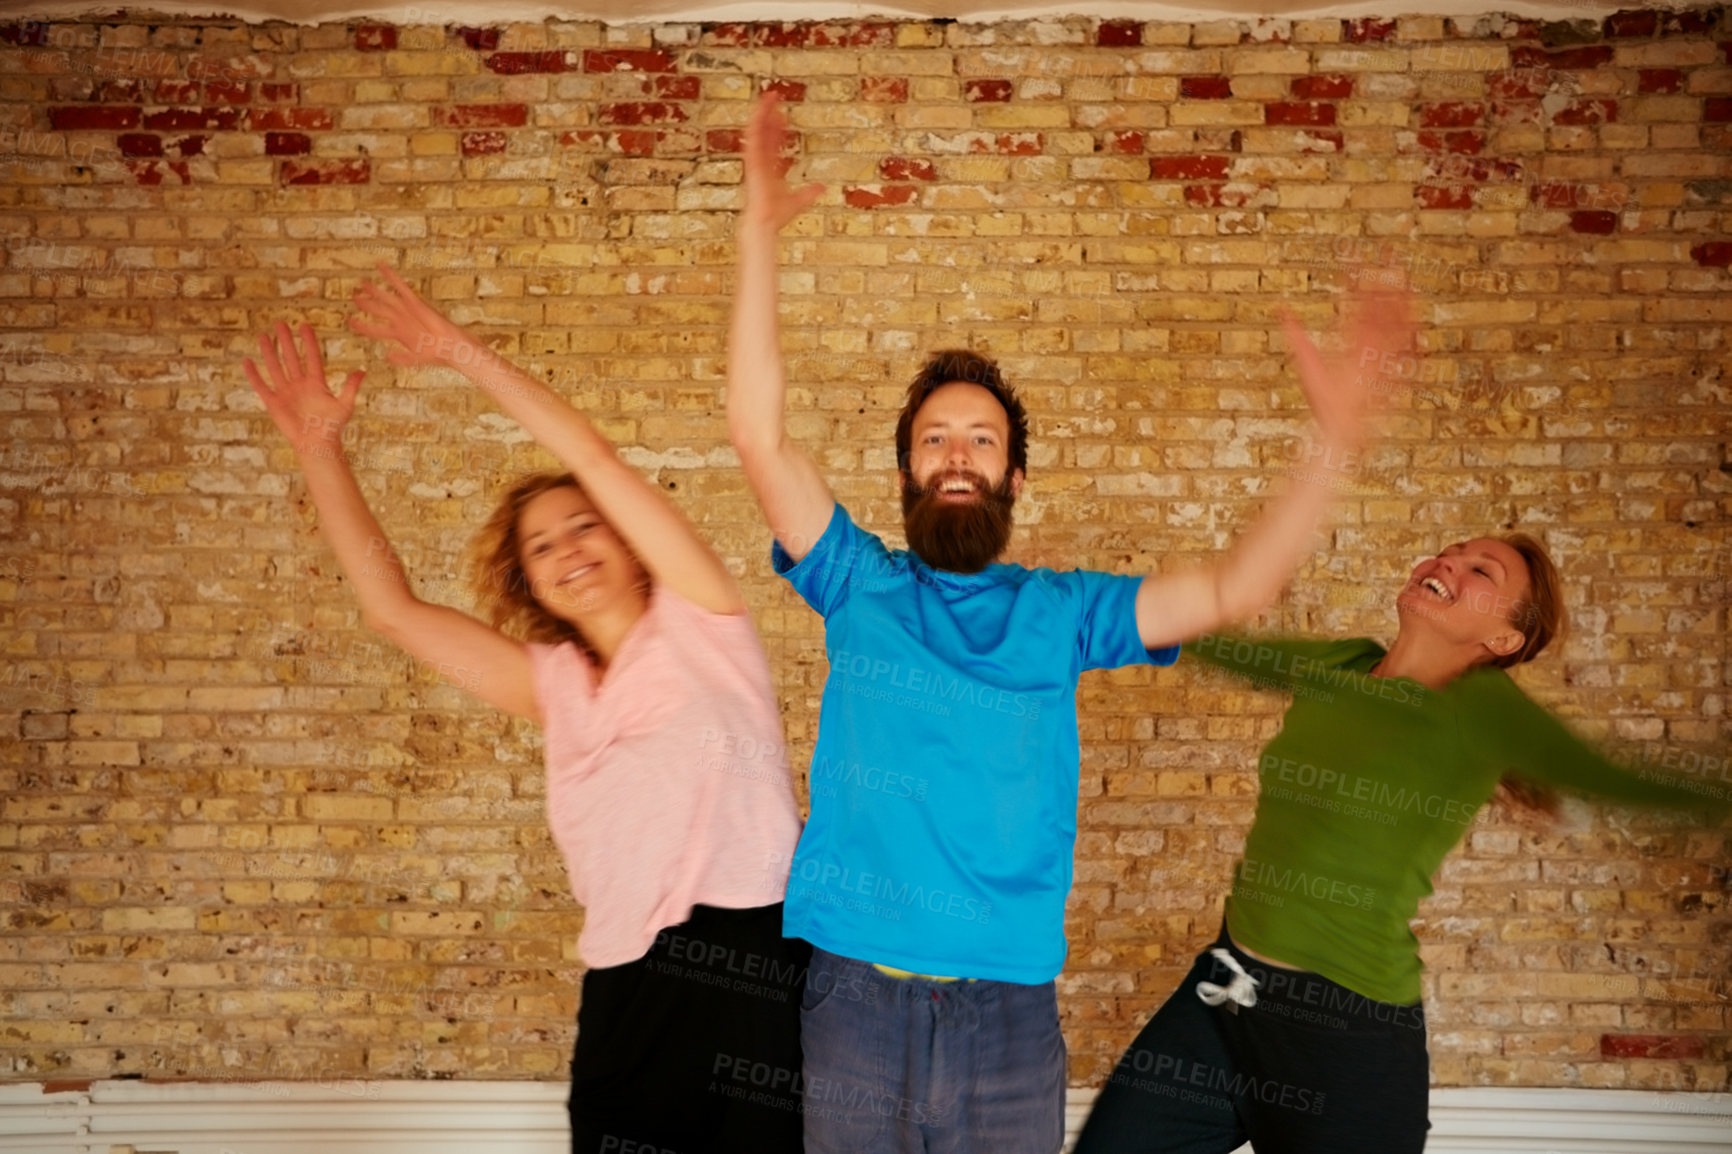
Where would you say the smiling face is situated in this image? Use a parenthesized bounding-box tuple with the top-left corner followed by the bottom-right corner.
(515, 485, 648, 624)
(1396, 537, 1534, 662)
(899, 381, 1025, 573)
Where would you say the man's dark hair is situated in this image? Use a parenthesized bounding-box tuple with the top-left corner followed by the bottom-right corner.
(894, 349, 1029, 479)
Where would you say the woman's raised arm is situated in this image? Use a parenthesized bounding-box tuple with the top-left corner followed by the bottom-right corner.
(245, 322, 539, 721)
(348, 266, 744, 616)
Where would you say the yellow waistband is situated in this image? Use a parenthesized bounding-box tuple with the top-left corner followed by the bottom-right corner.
(870, 963, 975, 982)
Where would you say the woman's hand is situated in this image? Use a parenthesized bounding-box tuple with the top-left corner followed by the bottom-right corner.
(349, 263, 480, 369)
(1279, 290, 1413, 453)
(244, 321, 363, 457)
(741, 91, 823, 234)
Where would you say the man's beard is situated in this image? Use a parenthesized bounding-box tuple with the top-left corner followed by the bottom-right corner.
(900, 469, 1015, 574)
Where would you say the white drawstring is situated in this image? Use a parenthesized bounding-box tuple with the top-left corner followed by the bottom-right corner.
(1196, 948, 1260, 1009)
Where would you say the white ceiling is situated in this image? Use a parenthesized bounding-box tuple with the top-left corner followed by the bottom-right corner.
(15, 0, 1648, 25)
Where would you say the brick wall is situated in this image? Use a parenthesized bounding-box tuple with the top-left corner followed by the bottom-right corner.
(0, 9, 1728, 1093)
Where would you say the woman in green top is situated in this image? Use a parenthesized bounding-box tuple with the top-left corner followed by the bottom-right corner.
(1075, 533, 1726, 1154)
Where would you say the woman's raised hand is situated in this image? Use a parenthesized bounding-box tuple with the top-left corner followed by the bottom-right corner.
(349, 263, 477, 369)
(741, 91, 823, 233)
(1279, 290, 1414, 453)
(244, 321, 363, 455)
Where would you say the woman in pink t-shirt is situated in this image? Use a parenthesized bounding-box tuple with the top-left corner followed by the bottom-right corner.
(244, 265, 806, 1154)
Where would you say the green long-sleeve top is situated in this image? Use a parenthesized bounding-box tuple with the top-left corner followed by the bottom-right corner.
(1186, 633, 1728, 1006)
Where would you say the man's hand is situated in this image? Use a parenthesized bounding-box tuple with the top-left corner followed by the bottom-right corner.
(741, 91, 824, 234)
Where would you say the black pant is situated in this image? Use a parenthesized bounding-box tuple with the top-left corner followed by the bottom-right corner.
(1075, 925, 1430, 1154)
(568, 902, 810, 1154)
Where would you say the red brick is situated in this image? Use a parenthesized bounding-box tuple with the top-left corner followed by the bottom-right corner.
(704, 23, 753, 46)
(1720, 41, 1732, 64)
(583, 49, 678, 73)
(1151, 154, 1231, 180)
(965, 79, 1015, 103)
(1512, 45, 1615, 70)
(1, 22, 49, 46)
(1418, 130, 1484, 154)
(1421, 103, 1484, 128)
(807, 23, 895, 47)
(1291, 74, 1352, 99)
(1600, 1034, 1705, 1059)
(861, 77, 909, 103)
(171, 134, 207, 157)
(94, 80, 144, 103)
(1418, 185, 1473, 210)
(1184, 182, 1265, 208)
(1107, 130, 1145, 154)
(880, 156, 938, 181)
(133, 158, 192, 186)
(599, 102, 688, 127)
(117, 134, 162, 157)
(1691, 241, 1732, 267)
(485, 51, 575, 74)
(154, 80, 200, 104)
(460, 131, 507, 156)
(656, 76, 701, 100)
(47, 107, 141, 131)
(762, 79, 807, 102)
(1345, 18, 1398, 42)
(203, 81, 250, 104)
(259, 83, 298, 102)
(844, 184, 919, 209)
(992, 133, 1042, 155)
(704, 128, 745, 153)
(264, 132, 311, 155)
(431, 105, 527, 129)
(757, 24, 809, 47)
(1569, 210, 1618, 234)
(142, 107, 241, 132)
(1603, 10, 1659, 37)
(1266, 101, 1335, 126)
(1661, 10, 1717, 34)
(1554, 99, 1617, 125)
(1639, 69, 1685, 94)
(614, 130, 658, 156)
(1098, 20, 1143, 47)
(458, 27, 501, 51)
(355, 25, 397, 52)
(1181, 76, 1233, 100)
(1706, 98, 1732, 122)
(244, 107, 333, 131)
(281, 158, 371, 185)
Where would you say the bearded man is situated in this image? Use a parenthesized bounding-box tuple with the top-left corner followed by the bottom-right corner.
(725, 92, 1404, 1154)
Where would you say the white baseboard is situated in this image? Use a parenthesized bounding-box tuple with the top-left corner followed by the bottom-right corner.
(1, 1082, 1728, 1153)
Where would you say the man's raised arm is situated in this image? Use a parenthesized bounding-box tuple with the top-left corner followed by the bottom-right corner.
(727, 92, 835, 564)
(1135, 294, 1412, 650)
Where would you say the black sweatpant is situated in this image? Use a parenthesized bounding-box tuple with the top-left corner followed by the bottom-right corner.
(1074, 925, 1430, 1154)
(568, 902, 810, 1154)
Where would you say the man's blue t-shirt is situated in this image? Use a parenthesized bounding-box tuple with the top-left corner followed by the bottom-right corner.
(772, 502, 1179, 984)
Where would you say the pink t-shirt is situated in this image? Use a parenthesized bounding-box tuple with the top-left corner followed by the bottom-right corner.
(526, 586, 803, 969)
